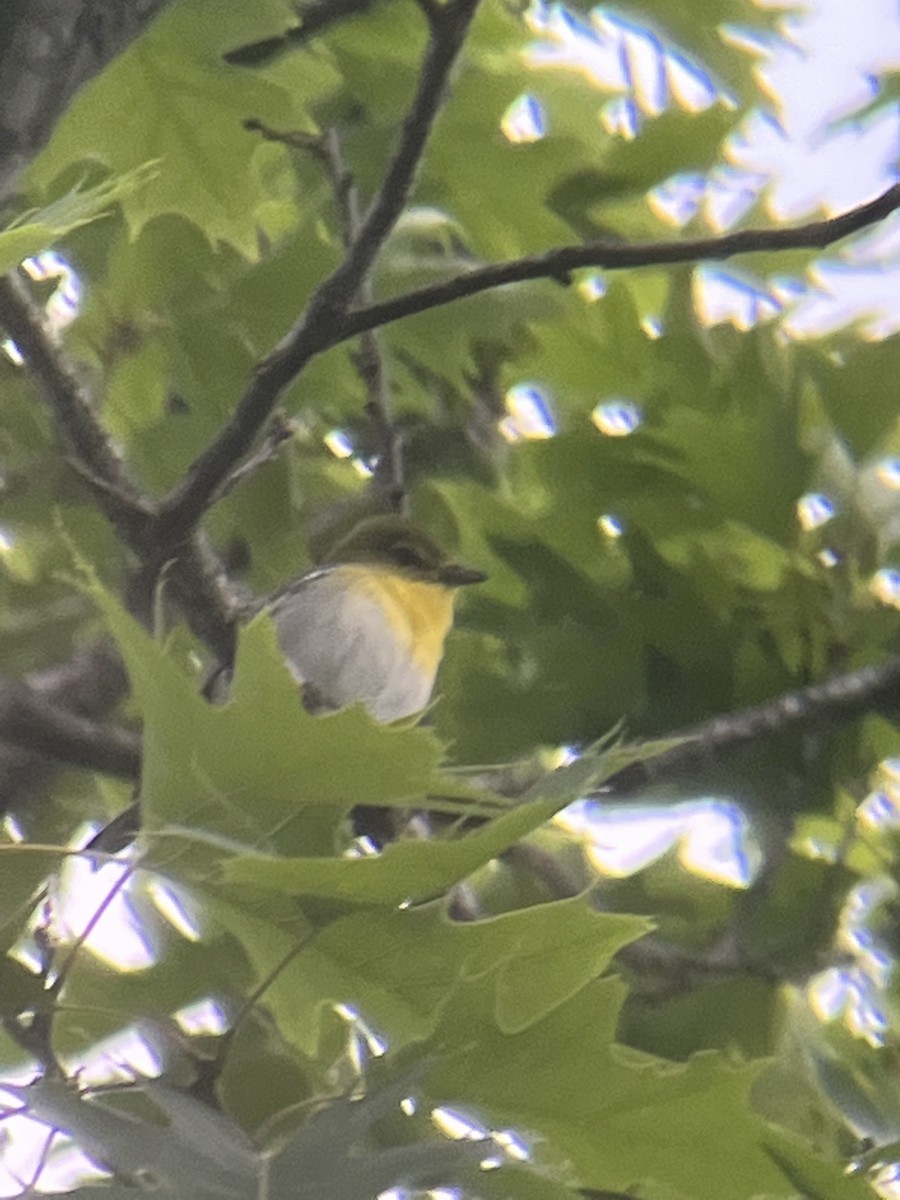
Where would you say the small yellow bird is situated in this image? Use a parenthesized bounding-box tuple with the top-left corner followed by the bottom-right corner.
(268, 515, 486, 722)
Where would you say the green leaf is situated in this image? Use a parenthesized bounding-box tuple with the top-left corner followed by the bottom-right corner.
(426, 975, 793, 1200)
(25, 0, 342, 256)
(0, 164, 158, 273)
(0, 846, 62, 949)
(218, 740, 662, 904)
(212, 893, 648, 1055)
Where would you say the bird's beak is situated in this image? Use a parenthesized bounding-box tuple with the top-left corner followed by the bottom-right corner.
(437, 562, 487, 587)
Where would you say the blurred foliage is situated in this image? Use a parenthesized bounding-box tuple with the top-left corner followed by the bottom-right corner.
(3, 0, 900, 1198)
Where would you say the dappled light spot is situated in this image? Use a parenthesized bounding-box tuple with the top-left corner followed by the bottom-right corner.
(0, 527, 14, 554)
(577, 271, 607, 301)
(591, 398, 642, 436)
(858, 760, 900, 834)
(324, 428, 373, 476)
(640, 314, 663, 338)
(808, 966, 890, 1049)
(876, 457, 900, 490)
(500, 92, 547, 142)
(432, 1107, 490, 1141)
(1, 252, 81, 366)
(501, 382, 556, 441)
(871, 1162, 900, 1200)
(522, 2, 722, 138)
(334, 1001, 388, 1061)
(380, 1191, 461, 1200)
(817, 547, 840, 568)
(600, 95, 640, 140)
(597, 513, 625, 538)
(2, 811, 25, 841)
(807, 874, 897, 1047)
(858, 787, 900, 832)
(47, 853, 157, 972)
(693, 264, 782, 330)
(665, 49, 721, 112)
(547, 743, 580, 768)
(351, 456, 375, 478)
(174, 997, 229, 1036)
(74, 1024, 164, 1087)
(782, 260, 900, 342)
(324, 428, 354, 459)
(871, 567, 900, 609)
(649, 171, 706, 227)
(0, 1113, 105, 1196)
(557, 797, 761, 888)
(428, 1106, 530, 1173)
(146, 878, 202, 941)
(345, 834, 381, 858)
(796, 491, 836, 531)
(651, 165, 769, 233)
(708, 165, 770, 231)
(769, 275, 809, 306)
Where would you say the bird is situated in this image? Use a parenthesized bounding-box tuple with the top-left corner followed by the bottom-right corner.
(87, 515, 486, 857)
(266, 514, 486, 722)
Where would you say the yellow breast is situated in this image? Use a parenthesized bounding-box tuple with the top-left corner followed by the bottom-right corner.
(337, 564, 455, 681)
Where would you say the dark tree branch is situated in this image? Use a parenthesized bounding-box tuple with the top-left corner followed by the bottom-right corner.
(0, 641, 129, 816)
(244, 119, 401, 500)
(0, 271, 243, 661)
(223, 0, 381, 67)
(0, 677, 140, 781)
(160, 169, 900, 547)
(600, 653, 900, 801)
(335, 181, 900, 343)
(0, 272, 145, 515)
(158, 0, 482, 546)
(14, 643, 900, 830)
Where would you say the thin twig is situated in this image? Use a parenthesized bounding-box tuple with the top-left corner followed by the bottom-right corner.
(246, 118, 404, 501)
(336, 180, 900, 343)
(320, 126, 404, 507)
(48, 860, 137, 1001)
(189, 930, 313, 1104)
(214, 412, 296, 501)
(223, 0, 379, 66)
(159, 0, 481, 546)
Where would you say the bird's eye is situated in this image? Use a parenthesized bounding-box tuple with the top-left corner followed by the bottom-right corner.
(391, 543, 427, 569)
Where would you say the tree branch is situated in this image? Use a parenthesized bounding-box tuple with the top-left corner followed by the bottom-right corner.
(316, 124, 404, 505)
(0, 677, 140, 782)
(245, 118, 404, 503)
(16, 642, 900, 833)
(0, 271, 243, 661)
(600, 652, 900, 801)
(335, 180, 900, 343)
(159, 169, 900, 548)
(158, 0, 482, 546)
(0, 641, 130, 815)
(0, 272, 146, 517)
(222, 0, 380, 67)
